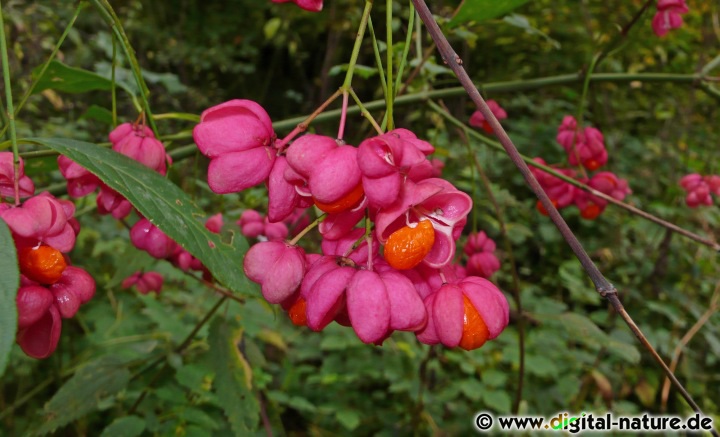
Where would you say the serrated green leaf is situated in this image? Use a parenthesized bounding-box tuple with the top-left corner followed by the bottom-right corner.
(0, 220, 19, 377)
(31, 60, 134, 95)
(209, 318, 259, 435)
(558, 313, 608, 349)
(35, 356, 131, 435)
(27, 137, 252, 295)
(606, 340, 641, 364)
(100, 416, 146, 437)
(449, 0, 531, 27)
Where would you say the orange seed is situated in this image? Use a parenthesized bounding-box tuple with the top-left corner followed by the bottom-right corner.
(459, 296, 490, 351)
(313, 183, 364, 214)
(288, 297, 308, 326)
(384, 220, 435, 270)
(18, 245, 67, 285)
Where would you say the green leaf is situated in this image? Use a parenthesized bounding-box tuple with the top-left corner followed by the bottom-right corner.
(99, 416, 146, 437)
(27, 138, 252, 295)
(35, 356, 131, 435)
(80, 105, 114, 125)
(0, 220, 19, 377)
(31, 60, 133, 95)
(503, 14, 561, 49)
(558, 313, 608, 349)
(335, 409, 361, 431)
(449, 0, 531, 27)
(209, 318, 259, 435)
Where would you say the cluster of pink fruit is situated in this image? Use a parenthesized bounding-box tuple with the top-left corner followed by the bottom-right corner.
(530, 115, 631, 220)
(679, 174, 720, 208)
(59, 122, 212, 291)
(0, 153, 95, 359)
(192, 99, 509, 350)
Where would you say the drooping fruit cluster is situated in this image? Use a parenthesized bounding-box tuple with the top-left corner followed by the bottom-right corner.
(0, 153, 96, 359)
(59, 121, 171, 219)
(652, 0, 688, 37)
(531, 115, 631, 219)
(679, 174, 720, 208)
(463, 231, 501, 279)
(122, 271, 164, 295)
(192, 99, 510, 350)
(469, 100, 507, 135)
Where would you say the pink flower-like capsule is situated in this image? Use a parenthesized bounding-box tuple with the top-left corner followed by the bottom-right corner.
(16, 302, 62, 360)
(193, 100, 277, 194)
(49, 266, 96, 319)
(652, 0, 689, 37)
(705, 175, 720, 197)
(464, 231, 496, 256)
(244, 241, 306, 304)
(96, 185, 134, 219)
(530, 158, 577, 213)
(469, 100, 507, 135)
(271, 0, 323, 12)
(574, 172, 631, 219)
(345, 267, 427, 344)
(0, 192, 76, 252)
(237, 209, 289, 241)
(16, 285, 55, 330)
(680, 174, 713, 208)
(556, 115, 579, 150)
(285, 134, 364, 213)
(375, 178, 472, 269)
(301, 256, 355, 331)
(110, 123, 169, 175)
(568, 127, 608, 171)
(357, 129, 435, 208)
(0, 152, 35, 199)
(57, 156, 100, 198)
(130, 218, 179, 259)
(466, 252, 501, 279)
(416, 276, 509, 350)
(267, 156, 302, 222)
(122, 271, 164, 294)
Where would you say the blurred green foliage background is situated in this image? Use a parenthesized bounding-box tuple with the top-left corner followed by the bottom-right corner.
(1, 0, 718, 435)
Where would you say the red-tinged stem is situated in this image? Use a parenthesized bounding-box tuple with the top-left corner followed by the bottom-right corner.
(412, 1, 717, 431)
(338, 90, 349, 140)
(275, 89, 343, 150)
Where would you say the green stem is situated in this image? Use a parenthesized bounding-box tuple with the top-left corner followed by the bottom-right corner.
(394, 2, 414, 97)
(576, 53, 599, 125)
(0, 0, 20, 204)
(154, 112, 201, 122)
(0, 2, 84, 141)
(386, 0, 394, 130)
(367, 17, 388, 96)
(349, 88, 383, 133)
(429, 100, 720, 251)
(289, 214, 326, 245)
(90, 0, 158, 136)
(111, 32, 118, 127)
(343, 0, 373, 88)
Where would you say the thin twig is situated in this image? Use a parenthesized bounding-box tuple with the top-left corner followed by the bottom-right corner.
(660, 283, 720, 412)
(412, 1, 717, 431)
